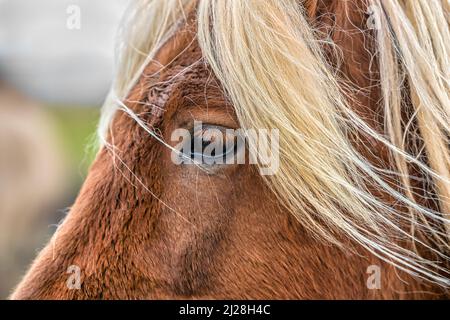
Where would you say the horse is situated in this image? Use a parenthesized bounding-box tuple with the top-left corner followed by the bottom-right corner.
(11, 0, 450, 299)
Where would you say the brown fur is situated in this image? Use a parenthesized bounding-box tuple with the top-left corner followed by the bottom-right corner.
(11, 1, 449, 299)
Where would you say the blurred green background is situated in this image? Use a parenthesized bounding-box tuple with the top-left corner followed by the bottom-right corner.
(0, 0, 128, 298)
(0, 97, 100, 299)
(46, 105, 99, 177)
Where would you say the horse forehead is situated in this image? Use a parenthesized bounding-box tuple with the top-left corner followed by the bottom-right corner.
(131, 16, 224, 123)
(127, 20, 210, 121)
(146, 11, 202, 73)
(142, 22, 208, 102)
(144, 62, 209, 115)
(139, 49, 219, 127)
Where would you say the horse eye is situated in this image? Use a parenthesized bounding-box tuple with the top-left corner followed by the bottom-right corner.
(186, 125, 237, 165)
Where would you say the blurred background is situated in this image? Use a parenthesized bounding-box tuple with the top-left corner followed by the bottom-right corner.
(0, 0, 128, 298)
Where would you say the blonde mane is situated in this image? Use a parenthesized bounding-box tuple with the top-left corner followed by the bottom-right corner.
(99, 0, 450, 286)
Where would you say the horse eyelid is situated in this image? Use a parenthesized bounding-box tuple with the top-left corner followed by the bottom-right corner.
(187, 125, 238, 161)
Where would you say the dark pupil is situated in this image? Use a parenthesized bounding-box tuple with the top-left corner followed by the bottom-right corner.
(203, 140, 214, 156)
(189, 137, 231, 160)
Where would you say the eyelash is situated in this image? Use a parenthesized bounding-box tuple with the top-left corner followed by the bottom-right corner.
(184, 126, 238, 164)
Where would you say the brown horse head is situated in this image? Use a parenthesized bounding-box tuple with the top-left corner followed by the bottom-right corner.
(11, 0, 450, 299)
